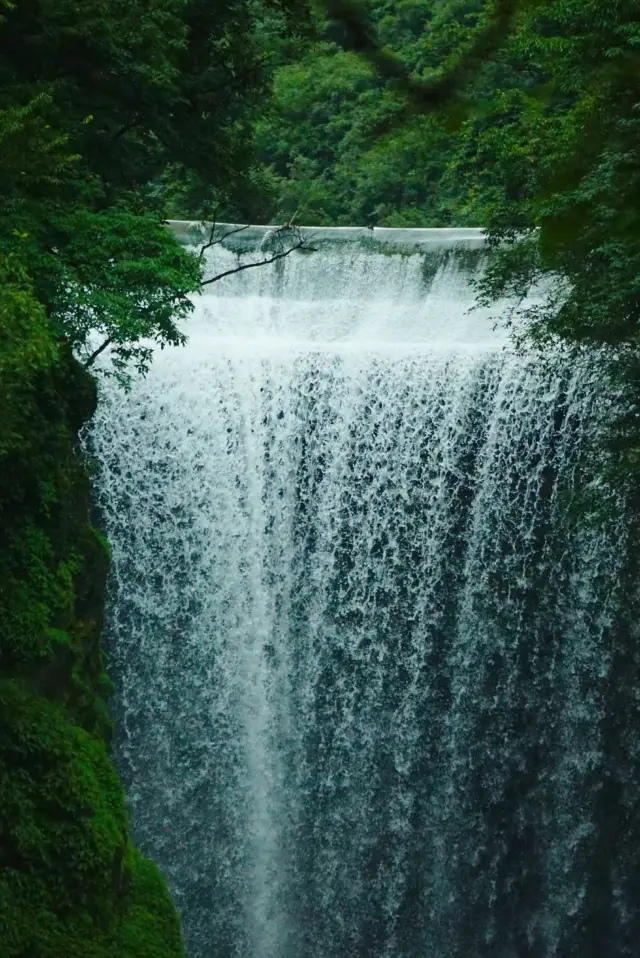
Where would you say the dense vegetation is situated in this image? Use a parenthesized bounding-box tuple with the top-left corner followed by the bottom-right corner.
(0, 0, 302, 953)
(0, 291, 182, 953)
(253, 0, 640, 473)
(2, 0, 640, 952)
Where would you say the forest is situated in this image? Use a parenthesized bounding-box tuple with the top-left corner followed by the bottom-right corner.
(1, 0, 640, 954)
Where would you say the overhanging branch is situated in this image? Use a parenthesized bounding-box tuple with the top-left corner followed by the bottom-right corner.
(199, 221, 312, 288)
(199, 239, 309, 288)
(324, 0, 523, 111)
(84, 336, 113, 367)
(198, 217, 252, 262)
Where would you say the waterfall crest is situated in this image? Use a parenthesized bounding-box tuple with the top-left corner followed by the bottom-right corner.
(89, 232, 638, 958)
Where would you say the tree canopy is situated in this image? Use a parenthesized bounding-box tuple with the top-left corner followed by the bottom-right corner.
(249, 0, 640, 471)
(0, 0, 307, 375)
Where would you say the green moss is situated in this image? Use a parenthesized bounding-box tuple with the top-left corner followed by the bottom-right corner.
(0, 683, 183, 957)
(114, 850, 184, 958)
(0, 261, 184, 955)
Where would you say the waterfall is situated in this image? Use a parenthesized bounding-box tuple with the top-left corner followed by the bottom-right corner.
(89, 230, 639, 958)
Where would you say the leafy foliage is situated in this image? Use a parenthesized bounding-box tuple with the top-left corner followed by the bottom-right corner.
(252, 0, 496, 225)
(0, 686, 183, 958)
(0, 0, 307, 954)
(0, 279, 184, 952)
(457, 0, 640, 473)
(0, 0, 308, 373)
(254, 0, 640, 476)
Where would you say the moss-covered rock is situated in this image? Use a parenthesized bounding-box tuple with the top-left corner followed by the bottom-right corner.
(0, 262, 185, 955)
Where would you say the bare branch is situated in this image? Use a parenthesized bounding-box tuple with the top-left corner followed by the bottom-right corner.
(200, 239, 308, 288)
(198, 211, 217, 262)
(218, 224, 252, 243)
(197, 218, 253, 261)
(84, 336, 113, 367)
(260, 221, 304, 253)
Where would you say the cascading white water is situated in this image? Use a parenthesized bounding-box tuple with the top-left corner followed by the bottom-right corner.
(89, 231, 636, 958)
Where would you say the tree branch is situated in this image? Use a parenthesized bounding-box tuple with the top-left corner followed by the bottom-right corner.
(197, 218, 252, 261)
(324, 0, 523, 111)
(198, 212, 217, 261)
(217, 224, 252, 244)
(84, 336, 113, 367)
(199, 239, 309, 288)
